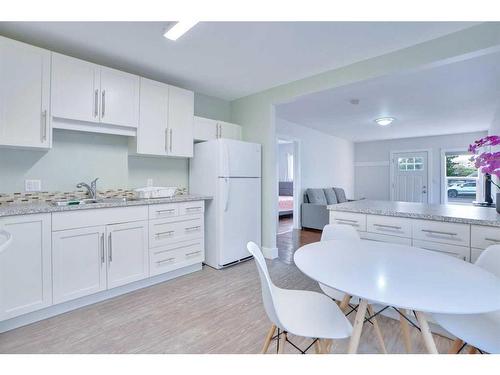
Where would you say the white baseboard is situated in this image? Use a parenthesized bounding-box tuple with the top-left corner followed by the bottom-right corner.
(262, 246, 278, 259)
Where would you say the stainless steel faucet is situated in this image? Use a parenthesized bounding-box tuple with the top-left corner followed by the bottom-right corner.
(76, 178, 99, 199)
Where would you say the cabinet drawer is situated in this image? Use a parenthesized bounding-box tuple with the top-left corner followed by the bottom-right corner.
(150, 240, 204, 276)
(360, 231, 412, 245)
(367, 215, 412, 238)
(471, 225, 500, 249)
(413, 239, 470, 261)
(330, 212, 366, 231)
(412, 220, 470, 247)
(178, 201, 204, 216)
(149, 215, 203, 248)
(149, 203, 179, 220)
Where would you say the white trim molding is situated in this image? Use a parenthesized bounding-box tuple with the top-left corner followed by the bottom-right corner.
(262, 246, 278, 260)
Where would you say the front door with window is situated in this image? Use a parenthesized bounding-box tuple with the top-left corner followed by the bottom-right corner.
(391, 151, 429, 203)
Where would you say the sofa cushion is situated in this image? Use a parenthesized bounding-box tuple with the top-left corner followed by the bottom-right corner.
(306, 188, 327, 205)
(323, 188, 338, 205)
(333, 187, 347, 203)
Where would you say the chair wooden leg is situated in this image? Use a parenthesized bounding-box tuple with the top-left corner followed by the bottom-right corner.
(467, 346, 478, 354)
(261, 324, 276, 354)
(368, 305, 387, 354)
(339, 294, 352, 311)
(399, 309, 413, 353)
(314, 339, 322, 354)
(415, 311, 438, 354)
(348, 299, 368, 354)
(448, 339, 464, 354)
(278, 331, 287, 354)
(322, 339, 333, 353)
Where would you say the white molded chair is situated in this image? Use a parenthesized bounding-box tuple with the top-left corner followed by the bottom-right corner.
(0, 229, 12, 254)
(433, 244, 500, 354)
(247, 241, 352, 354)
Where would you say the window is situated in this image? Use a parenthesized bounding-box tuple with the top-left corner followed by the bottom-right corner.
(398, 157, 424, 171)
(443, 151, 478, 204)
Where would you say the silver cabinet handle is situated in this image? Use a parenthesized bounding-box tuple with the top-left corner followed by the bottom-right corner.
(41, 110, 47, 142)
(335, 218, 357, 223)
(100, 233, 105, 264)
(215, 124, 219, 138)
(156, 208, 175, 215)
(155, 230, 174, 238)
(373, 223, 402, 230)
(185, 226, 201, 232)
(185, 206, 201, 212)
(94, 89, 99, 118)
(485, 237, 500, 243)
(186, 250, 201, 257)
(421, 229, 457, 236)
(157, 257, 175, 265)
(108, 233, 112, 262)
(169, 128, 173, 152)
(165, 128, 169, 152)
(101, 90, 106, 118)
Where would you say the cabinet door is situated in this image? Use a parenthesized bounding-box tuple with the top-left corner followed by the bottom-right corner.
(136, 78, 168, 156)
(193, 116, 217, 141)
(51, 53, 99, 123)
(0, 214, 51, 320)
(0, 37, 50, 148)
(100, 67, 140, 128)
(167, 85, 194, 157)
(52, 226, 106, 304)
(218, 121, 241, 140)
(106, 221, 148, 289)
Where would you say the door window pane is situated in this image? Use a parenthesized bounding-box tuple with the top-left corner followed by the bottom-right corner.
(398, 157, 424, 172)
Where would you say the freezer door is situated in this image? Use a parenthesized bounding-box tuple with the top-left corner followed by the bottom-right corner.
(217, 177, 261, 266)
(218, 139, 261, 178)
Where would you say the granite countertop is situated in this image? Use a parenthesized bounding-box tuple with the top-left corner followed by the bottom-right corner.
(0, 195, 212, 218)
(328, 199, 500, 227)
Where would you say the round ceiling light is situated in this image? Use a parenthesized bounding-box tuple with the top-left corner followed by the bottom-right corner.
(375, 117, 395, 126)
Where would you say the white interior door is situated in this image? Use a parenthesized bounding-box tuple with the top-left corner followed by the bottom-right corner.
(217, 177, 261, 266)
(391, 151, 429, 203)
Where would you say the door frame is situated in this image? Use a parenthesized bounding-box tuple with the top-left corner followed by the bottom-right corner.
(276, 134, 301, 230)
(389, 149, 433, 203)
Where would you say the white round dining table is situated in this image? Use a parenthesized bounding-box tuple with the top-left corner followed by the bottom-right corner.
(0, 229, 12, 254)
(294, 239, 500, 354)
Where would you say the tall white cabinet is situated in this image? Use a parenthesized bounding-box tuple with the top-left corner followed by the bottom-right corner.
(193, 116, 242, 142)
(167, 85, 194, 157)
(0, 214, 52, 320)
(0, 36, 51, 149)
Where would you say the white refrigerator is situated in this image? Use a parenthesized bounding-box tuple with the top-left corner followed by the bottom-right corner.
(189, 139, 261, 269)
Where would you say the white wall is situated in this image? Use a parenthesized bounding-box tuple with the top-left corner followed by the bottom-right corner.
(354, 131, 487, 204)
(278, 142, 294, 181)
(277, 117, 355, 200)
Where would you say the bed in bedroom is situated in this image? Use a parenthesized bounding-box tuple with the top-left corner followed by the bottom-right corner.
(279, 181, 294, 217)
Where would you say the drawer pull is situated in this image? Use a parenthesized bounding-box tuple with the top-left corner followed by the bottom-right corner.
(373, 224, 402, 230)
(485, 237, 500, 243)
(185, 226, 201, 232)
(421, 229, 457, 236)
(186, 251, 201, 257)
(419, 247, 466, 260)
(156, 209, 176, 214)
(157, 257, 175, 265)
(335, 218, 357, 223)
(186, 207, 201, 211)
(155, 230, 174, 237)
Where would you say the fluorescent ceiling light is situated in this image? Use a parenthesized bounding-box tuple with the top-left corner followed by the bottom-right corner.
(164, 21, 198, 41)
(375, 117, 395, 126)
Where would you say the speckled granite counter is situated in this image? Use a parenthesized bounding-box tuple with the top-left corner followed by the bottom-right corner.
(0, 195, 212, 218)
(328, 199, 500, 227)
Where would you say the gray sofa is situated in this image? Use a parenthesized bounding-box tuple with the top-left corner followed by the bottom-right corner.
(301, 187, 352, 230)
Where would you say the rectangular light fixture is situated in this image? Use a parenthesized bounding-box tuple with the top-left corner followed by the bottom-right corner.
(163, 21, 198, 41)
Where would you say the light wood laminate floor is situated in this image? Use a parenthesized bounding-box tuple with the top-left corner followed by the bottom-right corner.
(0, 229, 454, 354)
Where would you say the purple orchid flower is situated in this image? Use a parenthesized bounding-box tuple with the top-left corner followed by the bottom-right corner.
(469, 136, 500, 188)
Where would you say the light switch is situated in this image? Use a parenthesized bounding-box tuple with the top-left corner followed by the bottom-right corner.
(25, 179, 42, 192)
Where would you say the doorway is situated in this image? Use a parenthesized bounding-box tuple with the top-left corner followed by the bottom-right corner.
(390, 150, 431, 203)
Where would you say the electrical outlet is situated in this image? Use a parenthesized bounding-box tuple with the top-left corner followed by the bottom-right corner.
(25, 179, 42, 192)
(147, 178, 153, 187)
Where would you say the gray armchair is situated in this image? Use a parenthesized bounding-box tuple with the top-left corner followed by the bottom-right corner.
(301, 187, 353, 230)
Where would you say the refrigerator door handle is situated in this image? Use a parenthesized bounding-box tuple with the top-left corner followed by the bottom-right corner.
(224, 178, 230, 212)
(223, 142, 230, 177)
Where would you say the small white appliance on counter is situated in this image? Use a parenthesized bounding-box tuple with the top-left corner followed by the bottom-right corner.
(189, 139, 261, 269)
(134, 186, 177, 199)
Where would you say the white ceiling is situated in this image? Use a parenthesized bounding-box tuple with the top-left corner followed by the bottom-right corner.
(276, 50, 500, 142)
(0, 22, 477, 100)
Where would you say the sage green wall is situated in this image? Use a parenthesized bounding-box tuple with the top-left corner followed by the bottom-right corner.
(231, 23, 500, 252)
(0, 93, 230, 193)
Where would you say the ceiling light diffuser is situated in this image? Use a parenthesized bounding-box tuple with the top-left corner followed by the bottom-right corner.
(375, 117, 395, 126)
(163, 21, 198, 41)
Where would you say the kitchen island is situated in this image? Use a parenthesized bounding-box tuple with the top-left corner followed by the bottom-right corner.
(328, 199, 500, 262)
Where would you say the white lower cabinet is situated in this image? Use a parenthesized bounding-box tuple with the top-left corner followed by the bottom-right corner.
(52, 226, 107, 304)
(0, 214, 52, 320)
(106, 221, 148, 289)
(412, 239, 470, 261)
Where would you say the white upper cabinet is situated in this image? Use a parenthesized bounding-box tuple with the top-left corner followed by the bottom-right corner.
(0, 36, 51, 149)
(167, 85, 194, 157)
(193, 116, 241, 141)
(99, 67, 139, 128)
(51, 53, 140, 133)
(134, 78, 169, 156)
(51, 53, 99, 123)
